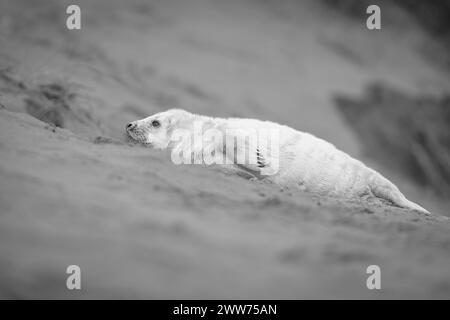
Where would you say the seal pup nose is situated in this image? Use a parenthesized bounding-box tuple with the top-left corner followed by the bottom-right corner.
(126, 122, 137, 131)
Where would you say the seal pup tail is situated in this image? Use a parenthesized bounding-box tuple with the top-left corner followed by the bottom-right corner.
(369, 171, 431, 215)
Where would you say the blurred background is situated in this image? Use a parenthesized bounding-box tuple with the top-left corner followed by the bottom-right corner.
(0, 0, 449, 299)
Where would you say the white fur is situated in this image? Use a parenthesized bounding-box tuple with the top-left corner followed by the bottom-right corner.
(127, 109, 430, 214)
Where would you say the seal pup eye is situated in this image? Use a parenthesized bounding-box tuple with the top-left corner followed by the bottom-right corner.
(151, 120, 161, 128)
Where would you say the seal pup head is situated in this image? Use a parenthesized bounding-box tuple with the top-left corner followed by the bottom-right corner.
(126, 109, 193, 149)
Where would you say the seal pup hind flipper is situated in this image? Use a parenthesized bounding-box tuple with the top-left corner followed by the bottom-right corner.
(368, 170, 431, 215)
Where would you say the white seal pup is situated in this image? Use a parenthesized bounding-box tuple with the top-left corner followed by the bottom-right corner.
(126, 109, 430, 214)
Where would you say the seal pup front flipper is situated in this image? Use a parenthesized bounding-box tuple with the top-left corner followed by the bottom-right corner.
(224, 128, 279, 177)
(234, 147, 278, 178)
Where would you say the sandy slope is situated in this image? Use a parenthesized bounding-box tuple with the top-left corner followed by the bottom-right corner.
(0, 0, 450, 298)
(1, 107, 450, 299)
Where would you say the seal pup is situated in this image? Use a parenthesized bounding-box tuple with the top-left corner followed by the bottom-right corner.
(126, 109, 430, 214)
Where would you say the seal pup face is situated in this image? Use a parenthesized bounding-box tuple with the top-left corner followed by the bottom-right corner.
(126, 109, 192, 149)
